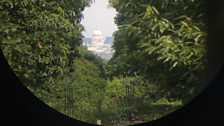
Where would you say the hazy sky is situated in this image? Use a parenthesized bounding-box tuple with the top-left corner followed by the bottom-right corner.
(81, 0, 118, 38)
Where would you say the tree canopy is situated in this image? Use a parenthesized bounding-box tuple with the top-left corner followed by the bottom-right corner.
(0, 0, 92, 88)
(108, 0, 207, 102)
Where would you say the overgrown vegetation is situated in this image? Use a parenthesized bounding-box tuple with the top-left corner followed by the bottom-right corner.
(0, 0, 207, 125)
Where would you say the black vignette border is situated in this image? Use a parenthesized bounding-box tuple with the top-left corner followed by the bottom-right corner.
(1, 0, 224, 126)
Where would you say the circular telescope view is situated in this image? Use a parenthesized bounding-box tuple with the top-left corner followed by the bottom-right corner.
(0, 0, 208, 125)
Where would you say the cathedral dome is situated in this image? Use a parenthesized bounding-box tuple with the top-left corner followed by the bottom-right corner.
(93, 29, 103, 36)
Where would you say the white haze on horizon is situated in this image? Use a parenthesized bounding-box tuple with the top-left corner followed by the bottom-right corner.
(81, 0, 118, 38)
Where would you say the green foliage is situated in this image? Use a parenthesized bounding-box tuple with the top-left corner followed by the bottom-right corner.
(72, 57, 106, 122)
(0, 0, 92, 99)
(101, 76, 181, 125)
(0, 0, 94, 120)
(109, 0, 207, 102)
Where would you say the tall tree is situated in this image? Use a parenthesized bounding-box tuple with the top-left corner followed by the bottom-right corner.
(0, 0, 92, 100)
(109, 0, 207, 102)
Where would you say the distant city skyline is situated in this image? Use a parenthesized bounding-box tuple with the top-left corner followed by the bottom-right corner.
(81, 0, 118, 38)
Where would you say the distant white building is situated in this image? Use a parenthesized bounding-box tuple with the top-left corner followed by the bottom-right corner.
(83, 28, 114, 60)
(91, 28, 104, 47)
